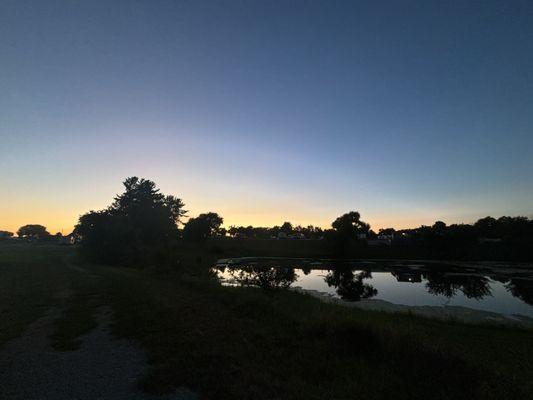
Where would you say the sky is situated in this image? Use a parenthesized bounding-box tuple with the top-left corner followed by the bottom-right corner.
(1, 0, 533, 234)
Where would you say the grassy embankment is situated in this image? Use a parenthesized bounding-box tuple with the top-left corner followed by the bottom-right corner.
(1, 243, 532, 399)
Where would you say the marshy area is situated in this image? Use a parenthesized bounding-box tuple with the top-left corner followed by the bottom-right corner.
(1, 243, 533, 400)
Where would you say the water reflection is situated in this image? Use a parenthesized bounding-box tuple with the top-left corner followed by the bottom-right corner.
(392, 270, 422, 283)
(506, 279, 533, 305)
(217, 265, 297, 289)
(324, 269, 377, 301)
(424, 273, 492, 300)
(213, 259, 533, 317)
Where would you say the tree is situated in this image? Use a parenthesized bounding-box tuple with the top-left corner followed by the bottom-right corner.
(0, 231, 14, 240)
(75, 177, 186, 264)
(331, 211, 370, 238)
(183, 212, 224, 242)
(280, 222, 293, 234)
(432, 221, 447, 234)
(329, 211, 370, 255)
(17, 225, 50, 239)
(109, 177, 186, 238)
(474, 216, 498, 238)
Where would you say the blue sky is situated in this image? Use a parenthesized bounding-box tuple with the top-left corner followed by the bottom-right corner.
(1, 0, 532, 233)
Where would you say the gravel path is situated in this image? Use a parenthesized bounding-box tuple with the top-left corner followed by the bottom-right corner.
(0, 307, 197, 400)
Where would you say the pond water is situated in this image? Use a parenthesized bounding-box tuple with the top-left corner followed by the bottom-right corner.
(213, 258, 533, 319)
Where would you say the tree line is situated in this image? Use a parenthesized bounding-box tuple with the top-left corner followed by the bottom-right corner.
(70, 177, 372, 264)
(2, 177, 533, 263)
(0, 225, 66, 241)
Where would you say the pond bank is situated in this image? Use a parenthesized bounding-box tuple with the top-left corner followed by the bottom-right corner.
(292, 287, 533, 327)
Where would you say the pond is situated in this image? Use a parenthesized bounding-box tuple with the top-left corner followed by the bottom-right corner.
(213, 258, 533, 319)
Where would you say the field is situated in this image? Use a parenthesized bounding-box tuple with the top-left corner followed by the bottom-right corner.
(1, 243, 532, 399)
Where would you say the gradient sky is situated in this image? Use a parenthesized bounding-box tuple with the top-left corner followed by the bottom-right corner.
(1, 0, 533, 234)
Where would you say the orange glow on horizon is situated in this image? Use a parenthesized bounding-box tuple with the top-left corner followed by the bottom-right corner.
(1, 208, 460, 237)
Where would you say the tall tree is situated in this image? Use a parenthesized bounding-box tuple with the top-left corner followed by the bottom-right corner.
(331, 211, 370, 238)
(75, 177, 186, 264)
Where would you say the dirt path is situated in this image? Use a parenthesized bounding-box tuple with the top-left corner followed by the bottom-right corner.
(0, 306, 197, 400)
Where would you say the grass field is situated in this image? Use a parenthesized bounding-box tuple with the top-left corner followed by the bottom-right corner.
(1, 243, 532, 399)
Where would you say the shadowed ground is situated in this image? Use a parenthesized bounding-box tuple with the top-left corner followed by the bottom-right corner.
(1, 244, 532, 400)
(0, 305, 196, 400)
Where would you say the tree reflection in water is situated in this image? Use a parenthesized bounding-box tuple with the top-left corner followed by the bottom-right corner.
(424, 273, 492, 300)
(506, 278, 533, 305)
(215, 260, 533, 310)
(324, 269, 377, 301)
(218, 265, 297, 289)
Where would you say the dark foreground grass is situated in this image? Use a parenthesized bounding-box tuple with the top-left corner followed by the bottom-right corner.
(0, 244, 75, 348)
(2, 245, 532, 399)
(0, 244, 101, 351)
(102, 265, 532, 399)
(50, 278, 101, 351)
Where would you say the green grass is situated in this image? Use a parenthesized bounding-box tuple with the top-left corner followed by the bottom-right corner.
(1, 244, 532, 399)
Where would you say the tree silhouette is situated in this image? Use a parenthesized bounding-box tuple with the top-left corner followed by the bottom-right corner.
(183, 212, 224, 242)
(330, 211, 370, 254)
(0, 231, 14, 239)
(280, 222, 293, 234)
(332, 212, 370, 238)
(17, 225, 50, 240)
(75, 177, 186, 264)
